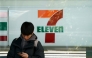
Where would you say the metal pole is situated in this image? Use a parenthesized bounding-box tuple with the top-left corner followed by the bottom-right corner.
(7, 7, 9, 47)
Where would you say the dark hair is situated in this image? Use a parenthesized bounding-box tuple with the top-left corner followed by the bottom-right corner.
(21, 21, 34, 35)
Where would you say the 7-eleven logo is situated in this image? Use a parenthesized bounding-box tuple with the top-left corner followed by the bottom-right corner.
(38, 10, 63, 43)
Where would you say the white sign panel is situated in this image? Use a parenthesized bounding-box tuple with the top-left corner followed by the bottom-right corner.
(9, 0, 92, 46)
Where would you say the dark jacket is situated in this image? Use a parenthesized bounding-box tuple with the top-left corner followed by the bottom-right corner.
(7, 34, 45, 58)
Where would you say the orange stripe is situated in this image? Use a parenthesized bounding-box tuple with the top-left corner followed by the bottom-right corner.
(38, 10, 58, 18)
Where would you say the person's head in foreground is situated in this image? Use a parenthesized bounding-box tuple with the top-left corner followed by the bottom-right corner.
(21, 21, 34, 40)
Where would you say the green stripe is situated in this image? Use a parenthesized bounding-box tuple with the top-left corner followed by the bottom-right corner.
(0, 22, 7, 30)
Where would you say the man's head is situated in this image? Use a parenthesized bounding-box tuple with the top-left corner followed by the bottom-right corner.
(21, 21, 34, 40)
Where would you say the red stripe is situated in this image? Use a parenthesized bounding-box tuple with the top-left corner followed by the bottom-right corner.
(45, 33, 55, 43)
(0, 36, 7, 41)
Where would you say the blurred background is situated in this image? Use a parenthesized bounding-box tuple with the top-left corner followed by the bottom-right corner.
(0, 0, 92, 58)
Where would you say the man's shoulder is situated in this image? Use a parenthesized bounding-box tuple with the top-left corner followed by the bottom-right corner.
(12, 37, 21, 43)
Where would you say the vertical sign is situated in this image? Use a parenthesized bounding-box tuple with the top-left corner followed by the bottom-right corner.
(0, 10, 8, 41)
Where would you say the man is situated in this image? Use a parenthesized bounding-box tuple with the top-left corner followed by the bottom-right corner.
(7, 21, 45, 58)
